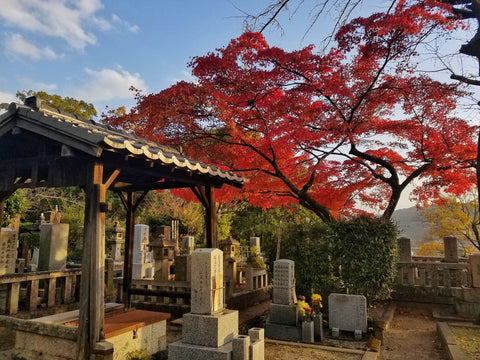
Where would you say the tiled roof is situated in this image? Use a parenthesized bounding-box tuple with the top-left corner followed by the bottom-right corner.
(2, 100, 245, 187)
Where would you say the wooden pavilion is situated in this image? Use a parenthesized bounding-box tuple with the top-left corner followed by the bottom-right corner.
(0, 97, 244, 359)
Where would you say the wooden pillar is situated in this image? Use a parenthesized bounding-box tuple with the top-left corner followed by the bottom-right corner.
(78, 163, 107, 359)
(190, 185, 218, 248)
(122, 191, 135, 309)
(205, 185, 218, 248)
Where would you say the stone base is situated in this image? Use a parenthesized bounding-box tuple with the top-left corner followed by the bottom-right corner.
(168, 340, 233, 360)
(265, 322, 301, 342)
(268, 303, 298, 326)
(183, 309, 239, 347)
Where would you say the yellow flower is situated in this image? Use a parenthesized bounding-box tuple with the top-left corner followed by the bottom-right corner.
(311, 293, 322, 302)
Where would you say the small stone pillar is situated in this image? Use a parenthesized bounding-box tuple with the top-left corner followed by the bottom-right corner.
(469, 252, 480, 288)
(443, 236, 458, 263)
(397, 237, 412, 262)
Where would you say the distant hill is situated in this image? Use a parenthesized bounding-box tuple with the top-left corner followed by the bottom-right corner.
(392, 206, 430, 249)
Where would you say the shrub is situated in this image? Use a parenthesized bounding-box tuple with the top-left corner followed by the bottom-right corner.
(328, 215, 399, 302)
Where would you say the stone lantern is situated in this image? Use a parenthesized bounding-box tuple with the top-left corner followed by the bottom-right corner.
(107, 221, 125, 272)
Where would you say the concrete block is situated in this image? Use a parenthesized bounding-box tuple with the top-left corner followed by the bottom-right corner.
(248, 327, 264, 342)
(232, 335, 250, 360)
(249, 339, 265, 360)
(168, 340, 232, 360)
(332, 328, 340, 338)
(182, 309, 238, 347)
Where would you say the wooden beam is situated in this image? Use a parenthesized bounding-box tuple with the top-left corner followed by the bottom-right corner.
(112, 180, 203, 192)
(104, 168, 120, 189)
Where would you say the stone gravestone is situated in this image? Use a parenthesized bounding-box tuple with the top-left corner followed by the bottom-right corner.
(182, 235, 195, 255)
(265, 259, 312, 342)
(328, 293, 367, 340)
(38, 223, 68, 271)
(169, 248, 264, 359)
(0, 228, 18, 275)
(397, 237, 412, 262)
(272, 259, 295, 305)
(443, 236, 458, 263)
(470, 252, 480, 288)
(174, 236, 194, 282)
(132, 224, 154, 279)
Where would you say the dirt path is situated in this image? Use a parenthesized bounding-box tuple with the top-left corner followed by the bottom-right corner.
(381, 302, 448, 360)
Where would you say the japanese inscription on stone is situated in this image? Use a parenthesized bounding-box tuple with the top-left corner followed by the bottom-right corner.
(191, 248, 224, 314)
(272, 259, 295, 305)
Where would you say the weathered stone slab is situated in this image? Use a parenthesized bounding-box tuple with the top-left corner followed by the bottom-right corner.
(38, 224, 68, 271)
(265, 322, 301, 342)
(272, 259, 295, 305)
(268, 303, 298, 325)
(182, 236, 195, 255)
(469, 252, 480, 288)
(0, 228, 18, 275)
(133, 224, 149, 264)
(328, 293, 367, 333)
(191, 248, 224, 314)
(444, 236, 458, 263)
(182, 309, 238, 347)
(397, 237, 412, 262)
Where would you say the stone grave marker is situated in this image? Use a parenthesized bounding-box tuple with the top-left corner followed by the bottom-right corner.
(443, 236, 458, 263)
(38, 223, 68, 271)
(132, 224, 153, 279)
(0, 228, 18, 275)
(328, 293, 367, 339)
(181, 235, 195, 255)
(272, 259, 295, 305)
(191, 248, 224, 314)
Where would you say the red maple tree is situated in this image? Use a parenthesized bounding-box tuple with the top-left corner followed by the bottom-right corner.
(104, 0, 477, 221)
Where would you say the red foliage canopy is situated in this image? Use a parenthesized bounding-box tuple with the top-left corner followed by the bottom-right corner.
(104, 0, 476, 221)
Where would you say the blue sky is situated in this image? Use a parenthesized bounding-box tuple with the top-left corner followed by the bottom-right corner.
(0, 0, 476, 210)
(0, 0, 342, 114)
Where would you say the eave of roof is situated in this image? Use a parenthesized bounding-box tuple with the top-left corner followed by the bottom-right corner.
(1, 101, 245, 188)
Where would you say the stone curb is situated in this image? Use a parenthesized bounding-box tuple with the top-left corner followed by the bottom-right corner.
(437, 322, 468, 360)
(266, 339, 379, 359)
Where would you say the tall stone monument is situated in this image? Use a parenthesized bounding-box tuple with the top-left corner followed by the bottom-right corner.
(265, 259, 310, 342)
(132, 224, 154, 279)
(0, 228, 18, 275)
(38, 223, 68, 271)
(169, 248, 264, 360)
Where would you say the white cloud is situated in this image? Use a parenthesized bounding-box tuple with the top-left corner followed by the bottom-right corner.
(169, 70, 196, 86)
(0, 0, 106, 50)
(5, 33, 59, 61)
(0, 91, 18, 104)
(0, 91, 18, 114)
(19, 77, 57, 93)
(73, 66, 147, 102)
(111, 13, 140, 33)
